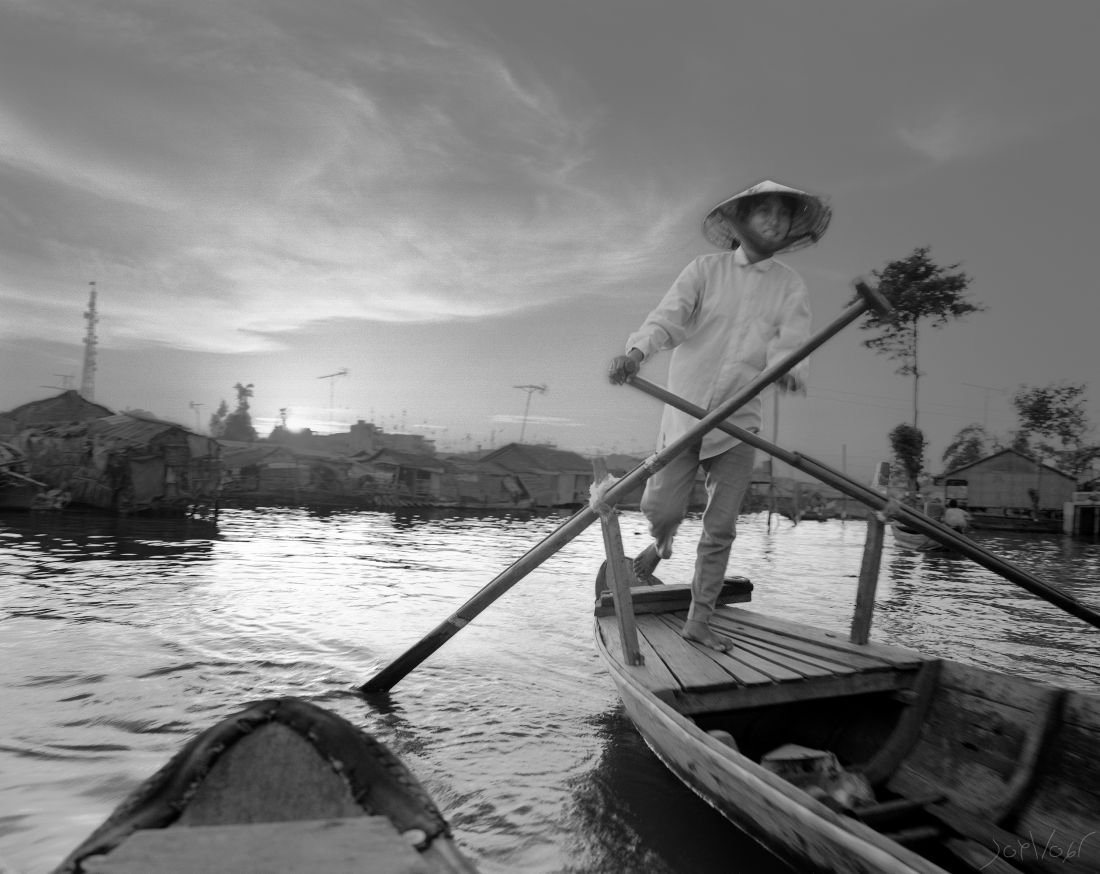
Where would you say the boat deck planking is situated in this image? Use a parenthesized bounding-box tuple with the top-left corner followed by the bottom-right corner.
(597, 605, 931, 715)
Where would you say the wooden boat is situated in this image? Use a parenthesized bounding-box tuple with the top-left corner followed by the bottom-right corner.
(890, 522, 951, 552)
(595, 578, 1100, 874)
(53, 697, 478, 874)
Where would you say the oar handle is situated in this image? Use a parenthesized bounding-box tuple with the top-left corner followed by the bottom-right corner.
(629, 377, 1100, 631)
(360, 279, 889, 694)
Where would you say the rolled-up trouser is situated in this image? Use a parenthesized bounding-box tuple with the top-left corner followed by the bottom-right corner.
(640, 441, 756, 623)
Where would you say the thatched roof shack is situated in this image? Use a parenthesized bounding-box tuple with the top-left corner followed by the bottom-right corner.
(480, 443, 593, 508)
(219, 442, 300, 495)
(0, 390, 113, 436)
(439, 456, 531, 509)
(219, 442, 363, 504)
(363, 449, 447, 502)
(15, 412, 219, 515)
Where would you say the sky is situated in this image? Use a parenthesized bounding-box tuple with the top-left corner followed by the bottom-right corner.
(2, 0, 1098, 482)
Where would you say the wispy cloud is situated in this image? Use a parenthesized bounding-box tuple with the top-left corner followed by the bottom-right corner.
(0, 1, 686, 354)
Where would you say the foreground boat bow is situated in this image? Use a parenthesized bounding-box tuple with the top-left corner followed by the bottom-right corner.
(54, 697, 478, 874)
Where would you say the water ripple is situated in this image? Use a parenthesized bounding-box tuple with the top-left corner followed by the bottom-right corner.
(1, 508, 1097, 873)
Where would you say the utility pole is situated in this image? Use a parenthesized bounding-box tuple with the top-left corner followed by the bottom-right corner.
(81, 281, 99, 401)
(513, 384, 547, 443)
(189, 401, 205, 432)
(317, 369, 349, 433)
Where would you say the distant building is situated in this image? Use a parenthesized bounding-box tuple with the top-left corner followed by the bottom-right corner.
(16, 411, 219, 515)
(0, 389, 114, 436)
(937, 448, 1076, 531)
(270, 419, 435, 457)
(362, 449, 447, 502)
(439, 456, 531, 509)
(480, 443, 593, 508)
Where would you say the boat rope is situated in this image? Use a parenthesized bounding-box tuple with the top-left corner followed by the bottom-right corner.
(588, 473, 619, 516)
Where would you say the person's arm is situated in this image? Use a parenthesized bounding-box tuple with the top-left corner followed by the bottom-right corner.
(608, 259, 702, 385)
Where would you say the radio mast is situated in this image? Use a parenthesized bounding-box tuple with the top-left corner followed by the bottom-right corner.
(80, 281, 99, 401)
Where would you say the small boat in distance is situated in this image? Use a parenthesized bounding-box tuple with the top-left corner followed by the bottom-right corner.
(890, 522, 951, 553)
(53, 697, 479, 874)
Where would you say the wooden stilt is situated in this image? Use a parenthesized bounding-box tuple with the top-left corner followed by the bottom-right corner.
(850, 514, 884, 645)
(593, 459, 643, 666)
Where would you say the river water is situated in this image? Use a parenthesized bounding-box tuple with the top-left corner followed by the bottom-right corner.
(2, 507, 1098, 874)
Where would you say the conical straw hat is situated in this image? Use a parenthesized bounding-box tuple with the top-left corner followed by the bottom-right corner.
(702, 179, 831, 254)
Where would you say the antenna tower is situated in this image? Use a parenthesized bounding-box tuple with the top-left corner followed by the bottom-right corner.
(513, 384, 548, 443)
(317, 369, 349, 432)
(80, 281, 99, 401)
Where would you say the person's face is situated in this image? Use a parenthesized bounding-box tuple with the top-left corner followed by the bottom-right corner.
(744, 195, 793, 248)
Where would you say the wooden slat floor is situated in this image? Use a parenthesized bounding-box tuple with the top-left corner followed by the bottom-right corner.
(598, 605, 931, 713)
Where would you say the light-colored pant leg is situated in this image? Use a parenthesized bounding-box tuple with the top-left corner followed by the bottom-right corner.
(688, 441, 756, 623)
(639, 446, 700, 559)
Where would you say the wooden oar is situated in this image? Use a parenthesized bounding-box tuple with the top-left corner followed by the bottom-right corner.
(359, 280, 892, 693)
(630, 377, 1100, 631)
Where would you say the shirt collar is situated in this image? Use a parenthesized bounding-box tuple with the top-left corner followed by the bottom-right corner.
(734, 246, 774, 272)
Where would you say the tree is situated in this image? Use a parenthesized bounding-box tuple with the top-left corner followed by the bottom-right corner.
(1012, 382, 1099, 477)
(942, 423, 992, 472)
(853, 247, 985, 428)
(889, 422, 926, 494)
(222, 382, 257, 442)
(208, 400, 229, 438)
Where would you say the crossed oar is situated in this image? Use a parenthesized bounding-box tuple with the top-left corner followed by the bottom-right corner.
(629, 376, 1100, 631)
(363, 274, 1100, 694)
(361, 279, 890, 693)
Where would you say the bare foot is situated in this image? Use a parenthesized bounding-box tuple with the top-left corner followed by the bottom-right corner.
(682, 619, 733, 652)
(633, 543, 663, 584)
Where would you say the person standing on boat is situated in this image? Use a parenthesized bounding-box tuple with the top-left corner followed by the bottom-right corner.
(608, 179, 830, 652)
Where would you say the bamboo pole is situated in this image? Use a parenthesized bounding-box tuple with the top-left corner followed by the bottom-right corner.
(359, 280, 891, 693)
(629, 378, 1100, 632)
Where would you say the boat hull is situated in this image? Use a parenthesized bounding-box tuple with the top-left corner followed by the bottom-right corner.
(595, 607, 1100, 874)
(53, 697, 478, 874)
(596, 621, 941, 874)
(890, 523, 951, 552)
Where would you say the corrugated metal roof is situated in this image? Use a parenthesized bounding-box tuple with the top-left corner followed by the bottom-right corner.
(87, 414, 219, 451)
(941, 448, 1073, 480)
(220, 445, 292, 467)
(367, 449, 446, 472)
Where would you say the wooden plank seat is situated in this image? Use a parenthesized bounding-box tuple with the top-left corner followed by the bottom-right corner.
(594, 578, 753, 617)
(597, 605, 929, 714)
(82, 817, 437, 874)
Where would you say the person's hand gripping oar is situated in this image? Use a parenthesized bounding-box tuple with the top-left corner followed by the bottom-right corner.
(359, 279, 892, 694)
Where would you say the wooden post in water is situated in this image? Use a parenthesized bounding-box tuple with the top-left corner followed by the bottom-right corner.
(592, 459, 643, 666)
(850, 513, 885, 644)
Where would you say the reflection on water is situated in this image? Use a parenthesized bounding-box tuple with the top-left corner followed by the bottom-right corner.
(1, 508, 1097, 873)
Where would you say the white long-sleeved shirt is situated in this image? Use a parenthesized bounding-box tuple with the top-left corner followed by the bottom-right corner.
(626, 247, 812, 460)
